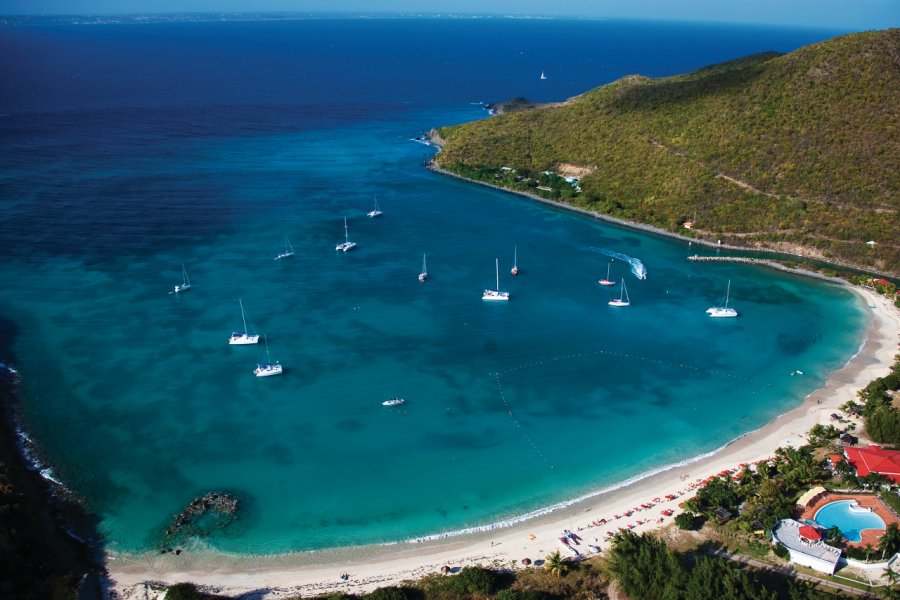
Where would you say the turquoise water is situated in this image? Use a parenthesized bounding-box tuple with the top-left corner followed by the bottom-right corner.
(815, 500, 886, 542)
(0, 19, 866, 555)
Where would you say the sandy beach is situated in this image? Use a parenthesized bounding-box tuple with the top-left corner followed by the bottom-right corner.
(106, 284, 900, 599)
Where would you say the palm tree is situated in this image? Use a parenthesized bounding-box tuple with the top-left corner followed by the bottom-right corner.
(880, 565, 900, 599)
(543, 550, 568, 578)
(878, 523, 900, 558)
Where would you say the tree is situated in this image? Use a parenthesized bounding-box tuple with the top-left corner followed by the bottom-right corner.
(825, 526, 844, 544)
(878, 523, 900, 558)
(606, 531, 684, 600)
(542, 551, 568, 579)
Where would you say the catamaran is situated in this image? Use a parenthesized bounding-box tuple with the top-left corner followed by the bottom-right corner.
(511, 246, 519, 276)
(707, 280, 738, 318)
(335, 217, 357, 252)
(608, 279, 630, 307)
(274, 234, 295, 260)
(229, 298, 260, 345)
(170, 265, 191, 294)
(598, 261, 615, 286)
(254, 335, 283, 377)
(419, 253, 428, 282)
(482, 258, 510, 301)
(367, 196, 383, 218)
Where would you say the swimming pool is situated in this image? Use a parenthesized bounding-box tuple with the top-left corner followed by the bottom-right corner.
(814, 500, 886, 542)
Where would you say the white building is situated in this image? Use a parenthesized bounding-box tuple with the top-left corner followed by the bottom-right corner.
(772, 519, 841, 575)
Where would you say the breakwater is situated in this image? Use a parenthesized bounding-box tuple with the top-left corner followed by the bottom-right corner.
(686, 255, 843, 283)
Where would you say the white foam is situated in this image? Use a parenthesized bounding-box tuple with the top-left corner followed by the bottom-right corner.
(587, 247, 647, 280)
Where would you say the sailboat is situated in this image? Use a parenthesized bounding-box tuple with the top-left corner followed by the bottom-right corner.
(274, 234, 295, 260)
(169, 265, 191, 294)
(367, 196, 383, 218)
(707, 280, 738, 318)
(608, 279, 630, 307)
(598, 261, 615, 286)
(418, 254, 428, 282)
(540, 71, 547, 80)
(511, 246, 519, 276)
(482, 258, 510, 301)
(229, 299, 260, 345)
(335, 217, 357, 252)
(254, 335, 283, 377)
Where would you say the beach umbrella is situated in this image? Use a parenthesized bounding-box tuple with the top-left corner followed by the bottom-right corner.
(440, 565, 451, 574)
(521, 558, 532, 566)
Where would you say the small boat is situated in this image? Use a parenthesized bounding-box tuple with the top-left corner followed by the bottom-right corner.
(707, 280, 738, 318)
(254, 335, 283, 377)
(511, 246, 519, 276)
(608, 279, 630, 307)
(367, 196, 383, 218)
(229, 298, 260, 345)
(482, 258, 510, 301)
(274, 234, 295, 260)
(335, 217, 357, 252)
(382, 397, 405, 406)
(169, 264, 191, 294)
(419, 253, 428, 282)
(540, 71, 547, 80)
(598, 261, 615, 286)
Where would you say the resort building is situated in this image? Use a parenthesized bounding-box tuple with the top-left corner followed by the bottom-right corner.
(772, 519, 841, 574)
(844, 445, 900, 484)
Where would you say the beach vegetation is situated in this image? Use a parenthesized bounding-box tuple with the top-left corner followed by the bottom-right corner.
(363, 586, 423, 600)
(541, 551, 569, 578)
(162, 583, 229, 599)
(859, 354, 900, 445)
(675, 511, 698, 530)
(434, 29, 900, 276)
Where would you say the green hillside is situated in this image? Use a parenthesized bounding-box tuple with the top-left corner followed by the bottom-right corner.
(434, 29, 900, 275)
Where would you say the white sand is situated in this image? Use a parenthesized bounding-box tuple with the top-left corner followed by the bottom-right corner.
(108, 286, 900, 599)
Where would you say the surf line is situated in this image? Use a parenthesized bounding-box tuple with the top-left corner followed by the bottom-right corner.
(495, 372, 555, 470)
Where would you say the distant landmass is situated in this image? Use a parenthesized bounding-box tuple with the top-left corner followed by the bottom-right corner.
(433, 29, 899, 276)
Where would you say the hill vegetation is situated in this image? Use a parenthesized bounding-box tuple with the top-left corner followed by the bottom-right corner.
(434, 29, 900, 275)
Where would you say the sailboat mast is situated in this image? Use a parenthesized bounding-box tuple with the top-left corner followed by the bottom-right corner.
(344, 218, 349, 242)
(240, 299, 248, 333)
(495, 258, 500, 291)
(725, 280, 731, 308)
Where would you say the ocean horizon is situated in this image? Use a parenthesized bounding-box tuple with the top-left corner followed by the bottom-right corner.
(0, 17, 867, 555)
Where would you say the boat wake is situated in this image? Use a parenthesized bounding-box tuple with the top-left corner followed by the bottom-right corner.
(587, 247, 647, 280)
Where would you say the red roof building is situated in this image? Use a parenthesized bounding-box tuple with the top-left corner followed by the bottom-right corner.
(798, 525, 822, 541)
(844, 445, 900, 484)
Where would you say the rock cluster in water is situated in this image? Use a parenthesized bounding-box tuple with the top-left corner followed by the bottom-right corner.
(164, 491, 239, 540)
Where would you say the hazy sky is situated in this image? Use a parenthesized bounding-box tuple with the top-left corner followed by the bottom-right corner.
(1, 0, 897, 30)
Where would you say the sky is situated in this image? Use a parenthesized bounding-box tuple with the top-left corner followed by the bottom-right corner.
(0, 0, 897, 30)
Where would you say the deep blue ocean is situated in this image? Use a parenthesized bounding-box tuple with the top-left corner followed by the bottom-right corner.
(0, 17, 865, 554)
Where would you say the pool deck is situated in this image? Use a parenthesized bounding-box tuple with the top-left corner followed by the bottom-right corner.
(801, 493, 899, 548)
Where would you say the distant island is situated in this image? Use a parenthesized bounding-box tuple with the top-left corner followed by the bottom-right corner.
(432, 29, 899, 277)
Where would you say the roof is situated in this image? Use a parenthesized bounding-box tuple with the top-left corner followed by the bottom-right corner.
(845, 445, 900, 483)
(799, 525, 822, 541)
(773, 520, 841, 570)
(797, 486, 827, 507)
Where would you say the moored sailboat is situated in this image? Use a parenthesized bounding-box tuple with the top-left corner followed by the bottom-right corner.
(598, 261, 615, 286)
(707, 280, 738, 318)
(608, 279, 630, 307)
(254, 335, 283, 377)
(511, 246, 519, 276)
(274, 234, 295, 260)
(367, 196, 383, 218)
(170, 265, 191, 294)
(482, 258, 510, 301)
(419, 254, 428, 282)
(335, 217, 357, 252)
(229, 299, 260, 345)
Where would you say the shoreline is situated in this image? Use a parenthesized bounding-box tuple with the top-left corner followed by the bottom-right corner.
(424, 162, 893, 281)
(107, 285, 900, 598)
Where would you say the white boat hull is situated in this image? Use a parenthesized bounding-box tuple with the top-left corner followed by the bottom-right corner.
(274, 252, 294, 261)
(254, 363, 283, 377)
(608, 300, 630, 307)
(382, 398, 405, 406)
(707, 307, 738, 318)
(419, 273, 427, 282)
(482, 290, 509, 301)
(367, 210, 382, 218)
(336, 241, 357, 252)
(230, 333, 260, 345)
(598, 279, 615, 286)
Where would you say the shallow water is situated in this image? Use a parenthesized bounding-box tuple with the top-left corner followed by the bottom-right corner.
(0, 18, 864, 553)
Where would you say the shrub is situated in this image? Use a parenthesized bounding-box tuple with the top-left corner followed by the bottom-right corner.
(675, 512, 697, 530)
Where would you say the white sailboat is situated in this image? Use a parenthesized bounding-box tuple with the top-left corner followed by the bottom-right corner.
(608, 279, 630, 307)
(598, 261, 615, 286)
(707, 280, 738, 318)
(511, 246, 519, 276)
(540, 71, 547, 80)
(229, 299, 260, 345)
(254, 335, 283, 377)
(382, 397, 405, 406)
(274, 234, 295, 260)
(367, 196, 383, 218)
(482, 258, 510, 301)
(335, 217, 357, 252)
(169, 264, 191, 294)
(419, 253, 428, 282)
